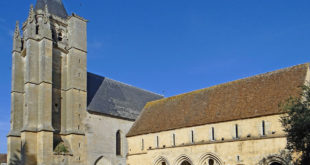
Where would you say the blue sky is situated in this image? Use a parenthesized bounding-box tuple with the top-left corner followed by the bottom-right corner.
(0, 0, 310, 153)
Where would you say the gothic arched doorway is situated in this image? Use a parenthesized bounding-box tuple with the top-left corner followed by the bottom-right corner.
(94, 156, 112, 165)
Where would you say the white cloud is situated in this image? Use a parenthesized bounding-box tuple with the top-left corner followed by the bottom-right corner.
(88, 40, 104, 49)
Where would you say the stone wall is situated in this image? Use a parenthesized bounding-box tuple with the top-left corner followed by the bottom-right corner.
(85, 113, 134, 165)
(127, 114, 288, 165)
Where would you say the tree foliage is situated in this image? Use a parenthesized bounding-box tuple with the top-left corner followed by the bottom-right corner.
(281, 84, 310, 164)
(54, 142, 69, 154)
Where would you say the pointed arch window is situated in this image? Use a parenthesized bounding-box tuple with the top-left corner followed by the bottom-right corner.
(116, 130, 121, 156)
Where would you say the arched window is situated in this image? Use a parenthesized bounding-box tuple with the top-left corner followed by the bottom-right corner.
(95, 156, 112, 165)
(270, 163, 282, 165)
(208, 159, 214, 165)
(199, 153, 223, 165)
(181, 161, 191, 165)
(116, 130, 121, 156)
(154, 156, 169, 165)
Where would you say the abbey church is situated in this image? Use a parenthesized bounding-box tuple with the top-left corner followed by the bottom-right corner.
(7, 0, 162, 165)
(7, 0, 308, 165)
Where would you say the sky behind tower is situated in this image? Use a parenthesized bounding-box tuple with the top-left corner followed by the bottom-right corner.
(0, 0, 310, 153)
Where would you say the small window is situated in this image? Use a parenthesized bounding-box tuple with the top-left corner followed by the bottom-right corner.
(141, 139, 144, 150)
(191, 130, 194, 143)
(211, 127, 215, 141)
(172, 133, 176, 146)
(209, 159, 214, 165)
(78, 125, 80, 130)
(116, 130, 121, 155)
(58, 32, 63, 41)
(36, 25, 39, 35)
(237, 155, 240, 162)
(156, 136, 159, 148)
(262, 120, 266, 136)
(235, 124, 239, 139)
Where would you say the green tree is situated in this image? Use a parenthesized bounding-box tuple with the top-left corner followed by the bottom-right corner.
(281, 84, 310, 164)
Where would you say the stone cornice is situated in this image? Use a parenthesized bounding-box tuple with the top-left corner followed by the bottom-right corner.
(67, 46, 87, 53)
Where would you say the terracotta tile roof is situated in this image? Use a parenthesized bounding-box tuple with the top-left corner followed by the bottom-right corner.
(127, 64, 309, 137)
(0, 154, 7, 163)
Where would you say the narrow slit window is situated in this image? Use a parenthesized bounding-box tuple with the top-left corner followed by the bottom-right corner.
(141, 139, 144, 150)
(191, 130, 194, 143)
(262, 120, 266, 136)
(36, 25, 39, 35)
(211, 127, 215, 141)
(235, 124, 239, 139)
(116, 130, 121, 155)
(173, 133, 176, 146)
(156, 136, 159, 148)
(237, 155, 240, 162)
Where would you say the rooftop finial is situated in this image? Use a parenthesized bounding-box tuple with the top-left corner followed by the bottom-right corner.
(45, 4, 48, 13)
(14, 21, 20, 38)
(13, 20, 22, 51)
(43, 4, 49, 24)
(28, 4, 35, 23)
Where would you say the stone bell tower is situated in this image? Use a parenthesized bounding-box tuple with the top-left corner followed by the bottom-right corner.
(8, 0, 88, 164)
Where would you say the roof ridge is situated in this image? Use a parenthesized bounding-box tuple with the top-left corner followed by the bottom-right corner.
(145, 63, 309, 108)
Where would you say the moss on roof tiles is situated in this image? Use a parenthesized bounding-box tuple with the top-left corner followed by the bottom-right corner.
(127, 63, 309, 137)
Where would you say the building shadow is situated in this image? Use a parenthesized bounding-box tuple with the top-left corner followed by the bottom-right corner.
(10, 142, 37, 165)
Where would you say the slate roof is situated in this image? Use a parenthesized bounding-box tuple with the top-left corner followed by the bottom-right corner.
(0, 154, 6, 163)
(87, 72, 163, 120)
(127, 64, 309, 137)
(35, 0, 68, 18)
